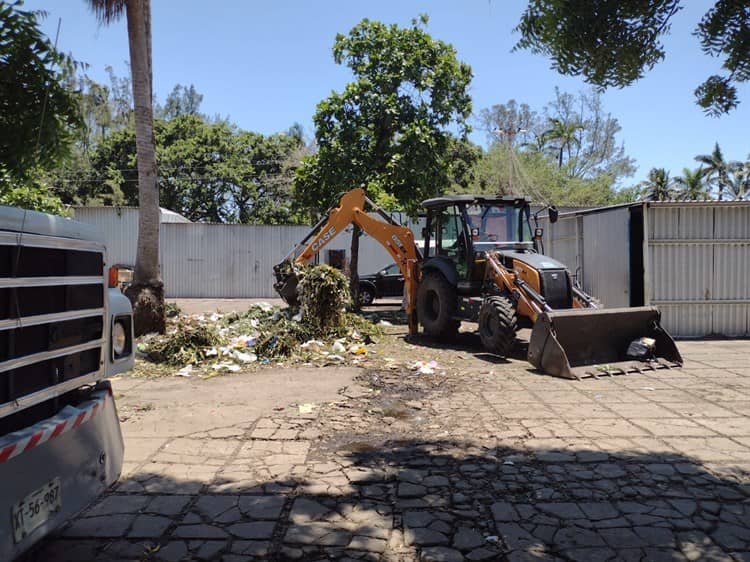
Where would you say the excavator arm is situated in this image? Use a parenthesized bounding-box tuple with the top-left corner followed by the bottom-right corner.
(274, 188, 421, 334)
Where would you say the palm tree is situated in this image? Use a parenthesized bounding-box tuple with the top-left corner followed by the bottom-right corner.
(674, 167, 708, 200)
(87, 0, 164, 334)
(640, 168, 675, 201)
(726, 161, 750, 200)
(695, 142, 729, 200)
(542, 118, 583, 169)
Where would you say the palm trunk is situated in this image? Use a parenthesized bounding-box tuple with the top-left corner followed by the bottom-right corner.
(123, 0, 165, 335)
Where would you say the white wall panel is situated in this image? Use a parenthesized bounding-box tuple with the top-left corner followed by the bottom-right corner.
(648, 204, 750, 337)
(582, 208, 630, 307)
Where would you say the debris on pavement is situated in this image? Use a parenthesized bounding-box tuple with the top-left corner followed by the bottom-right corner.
(411, 360, 440, 374)
(298, 403, 316, 414)
(137, 266, 384, 377)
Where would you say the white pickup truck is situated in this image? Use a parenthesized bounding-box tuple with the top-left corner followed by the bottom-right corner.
(0, 206, 134, 560)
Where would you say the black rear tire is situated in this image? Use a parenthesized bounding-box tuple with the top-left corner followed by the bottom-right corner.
(478, 296, 518, 357)
(359, 286, 375, 306)
(417, 271, 459, 340)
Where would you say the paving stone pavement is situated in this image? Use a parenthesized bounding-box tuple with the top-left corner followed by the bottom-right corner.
(32, 340, 750, 561)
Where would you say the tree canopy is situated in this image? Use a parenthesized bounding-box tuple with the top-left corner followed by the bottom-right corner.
(47, 77, 309, 224)
(295, 16, 475, 215)
(471, 89, 637, 206)
(0, 1, 81, 181)
(515, 0, 750, 116)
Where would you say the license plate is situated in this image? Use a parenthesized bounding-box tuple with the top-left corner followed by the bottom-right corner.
(12, 478, 62, 543)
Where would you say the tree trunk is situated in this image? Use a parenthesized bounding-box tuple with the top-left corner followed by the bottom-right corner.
(349, 224, 360, 311)
(124, 0, 164, 335)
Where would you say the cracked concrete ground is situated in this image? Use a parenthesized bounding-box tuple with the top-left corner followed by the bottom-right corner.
(30, 338, 750, 562)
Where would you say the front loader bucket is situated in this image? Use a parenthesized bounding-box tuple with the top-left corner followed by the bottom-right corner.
(528, 307, 682, 379)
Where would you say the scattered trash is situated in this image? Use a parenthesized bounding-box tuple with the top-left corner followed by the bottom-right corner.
(349, 344, 368, 355)
(411, 360, 439, 374)
(137, 267, 382, 376)
(254, 301, 274, 312)
(298, 403, 315, 414)
(177, 365, 193, 377)
(502, 460, 514, 466)
(627, 336, 656, 359)
(378, 319, 393, 326)
(233, 351, 257, 363)
(485, 535, 499, 543)
(212, 362, 241, 373)
(301, 340, 325, 352)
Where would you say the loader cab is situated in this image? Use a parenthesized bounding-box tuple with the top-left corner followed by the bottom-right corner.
(421, 195, 534, 292)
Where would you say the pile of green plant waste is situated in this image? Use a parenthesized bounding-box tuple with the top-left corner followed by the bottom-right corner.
(137, 268, 380, 375)
(143, 317, 224, 366)
(298, 264, 351, 336)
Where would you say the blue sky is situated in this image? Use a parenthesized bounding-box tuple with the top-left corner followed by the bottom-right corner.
(26, 0, 750, 188)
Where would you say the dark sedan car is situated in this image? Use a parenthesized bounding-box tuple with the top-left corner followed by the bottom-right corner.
(358, 263, 404, 305)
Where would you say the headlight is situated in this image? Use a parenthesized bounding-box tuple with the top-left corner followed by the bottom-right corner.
(112, 321, 127, 356)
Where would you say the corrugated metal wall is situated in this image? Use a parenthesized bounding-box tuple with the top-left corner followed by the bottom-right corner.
(73, 207, 140, 266)
(72, 207, 422, 298)
(542, 207, 630, 307)
(582, 208, 631, 307)
(646, 203, 750, 337)
(161, 224, 310, 298)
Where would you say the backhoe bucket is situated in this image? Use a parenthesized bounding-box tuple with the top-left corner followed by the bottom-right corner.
(273, 261, 301, 307)
(528, 307, 682, 379)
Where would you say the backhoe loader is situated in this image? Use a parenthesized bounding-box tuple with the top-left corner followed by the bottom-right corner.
(274, 189, 682, 379)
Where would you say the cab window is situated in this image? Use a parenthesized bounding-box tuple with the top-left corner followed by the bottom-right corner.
(432, 205, 462, 257)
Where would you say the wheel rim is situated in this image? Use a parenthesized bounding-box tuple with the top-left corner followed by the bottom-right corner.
(359, 290, 372, 305)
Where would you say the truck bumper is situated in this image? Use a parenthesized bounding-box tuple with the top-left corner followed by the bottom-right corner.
(0, 382, 123, 560)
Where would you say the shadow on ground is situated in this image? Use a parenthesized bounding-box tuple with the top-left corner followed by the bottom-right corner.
(29, 437, 750, 562)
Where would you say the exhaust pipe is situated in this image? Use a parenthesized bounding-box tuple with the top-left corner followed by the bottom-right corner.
(528, 306, 683, 379)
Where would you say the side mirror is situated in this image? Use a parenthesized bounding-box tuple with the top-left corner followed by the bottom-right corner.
(549, 206, 559, 224)
(379, 270, 387, 276)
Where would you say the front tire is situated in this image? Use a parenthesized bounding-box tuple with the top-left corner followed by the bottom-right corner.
(417, 272, 459, 339)
(478, 296, 518, 357)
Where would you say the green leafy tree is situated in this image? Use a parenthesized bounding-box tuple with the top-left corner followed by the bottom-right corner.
(87, 0, 163, 335)
(695, 142, 730, 200)
(79, 114, 306, 223)
(458, 144, 636, 206)
(640, 167, 676, 201)
(0, 167, 67, 215)
(674, 167, 709, 200)
(155, 84, 204, 120)
(294, 16, 474, 302)
(0, 1, 81, 181)
(515, 1, 750, 116)
(479, 89, 635, 186)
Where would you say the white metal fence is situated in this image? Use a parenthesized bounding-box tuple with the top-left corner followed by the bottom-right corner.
(646, 203, 750, 337)
(72, 207, 420, 298)
(542, 201, 750, 337)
